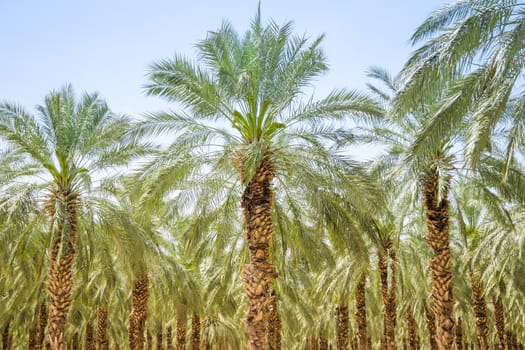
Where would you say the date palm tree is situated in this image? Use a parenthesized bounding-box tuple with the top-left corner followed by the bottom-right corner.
(359, 66, 461, 349)
(136, 9, 381, 349)
(0, 85, 144, 350)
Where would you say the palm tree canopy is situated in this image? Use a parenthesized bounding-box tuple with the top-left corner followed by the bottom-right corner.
(138, 9, 382, 187)
(394, 0, 525, 168)
(0, 84, 145, 193)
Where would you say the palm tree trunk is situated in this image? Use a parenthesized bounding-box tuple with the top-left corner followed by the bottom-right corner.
(84, 324, 95, 350)
(97, 306, 109, 350)
(422, 171, 455, 350)
(29, 317, 39, 350)
(240, 160, 278, 350)
(455, 318, 462, 350)
(424, 304, 438, 350)
(190, 314, 199, 350)
(492, 295, 505, 350)
(378, 244, 397, 350)
(267, 291, 281, 350)
(47, 191, 80, 350)
(470, 274, 488, 350)
(176, 315, 186, 350)
(355, 275, 368, 350)
(128, 274, 149, 350)
(156, 324, 163, 350)
(2, 322, 11, 350)
(166, 326, 174, 350)
(406, 307, 419, 350)
(71, 333, 79, 350)
(37, 303, 48, 350)
(336, 305, 349, 350)
(319, 336, 329, 350)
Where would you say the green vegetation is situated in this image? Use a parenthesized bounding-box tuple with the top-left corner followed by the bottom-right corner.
(1, 2, 525, 349)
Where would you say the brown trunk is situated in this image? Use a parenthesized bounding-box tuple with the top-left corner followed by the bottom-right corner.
(37, 303, 48, 350)
(2, 322, 11, 350)
(176, 315, 186, 350)
(97, 306, 109, 350)
(470, 274, 488, 350)
(166, 326, 174, 350)
(84, 324, 95, 350)
(29, 317, 39, 350)
(319, 337, 329, 350)
(507, 331, 517, 350)
(378, 243, 397, 350)
(454, 318, 462, 350)
(492, 295, 506, 350)
(156, 324, 162, 350)
(190, 314, 199, 350)
(267, 291, 281, 350)
(406, 307, 419, 350)
(355, 275, 368, 350)
(71, 333, 79, 350)
(46, 190, 80, 350)
(128, 274, 149, 350)
(423, 171, 455, 350)
(424, 304, 438, 350)
(240, 159, 278, 350)
(336, 305, 349, 350)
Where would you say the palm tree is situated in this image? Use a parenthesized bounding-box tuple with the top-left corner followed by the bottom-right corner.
(137, 8, 381, 349)
(359, 66, 462, 349)
(0, 85, 143, 350)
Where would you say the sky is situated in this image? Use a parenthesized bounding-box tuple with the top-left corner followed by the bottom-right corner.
(1, 0, 447, 117)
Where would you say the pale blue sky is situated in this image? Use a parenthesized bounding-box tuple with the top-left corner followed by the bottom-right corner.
(1, 1, 446, 116)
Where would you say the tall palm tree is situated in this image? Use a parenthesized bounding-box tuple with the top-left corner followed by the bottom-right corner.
(137, 9, 381, 349)
(359, 66, 461, 349)
(0, 85, 143, 350)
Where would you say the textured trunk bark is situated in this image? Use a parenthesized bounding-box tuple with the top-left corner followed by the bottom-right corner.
(492, 295, 506, 350)
(454, 318, 462, 350)
(166, 326, 174, 350)
(240, 159, 278, 350)
(319, 337, 329, 350)
(37, 303, 48, 350)
(84, 324, 95, 350)
(424, 304, 438, 350)
(378, 244, 397, 350)
(128, 274, 149, 350)
(156, 324, 163, 350)
(423, 171, 454, 350)
(97, 306, 109, 350)
(71, 333, 79, 350)
(336, 305, 349, 350)
(29, 317, 39, 350)
(267, 291, 281, 350)
(176, 315, 186, 350)
(406, 307, 419, 350)
(2, 322, 11, 350)
(355, 276, 368, 350)
(46, 190, 80, 350)
(191, 314, 199, 350)
(470, 275, 488, 350)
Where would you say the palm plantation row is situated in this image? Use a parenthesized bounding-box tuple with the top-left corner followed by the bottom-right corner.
(2, 1, 525, 349)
